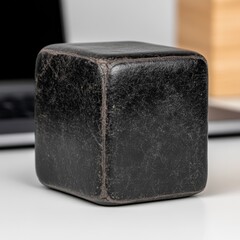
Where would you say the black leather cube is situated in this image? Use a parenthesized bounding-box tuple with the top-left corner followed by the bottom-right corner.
(35, 41, 208, 205)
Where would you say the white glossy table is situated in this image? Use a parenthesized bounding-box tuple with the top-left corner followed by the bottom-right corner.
(0, 137, 240, 240)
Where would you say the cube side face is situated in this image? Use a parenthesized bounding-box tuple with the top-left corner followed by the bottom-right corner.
(35, 50, 103, 199)
(106, 56, 208, 203)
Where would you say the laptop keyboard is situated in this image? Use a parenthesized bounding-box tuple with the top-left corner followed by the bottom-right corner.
(0, 94, 34, 119)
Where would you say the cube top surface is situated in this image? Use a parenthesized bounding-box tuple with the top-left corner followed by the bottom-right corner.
(42, 41, 202, 60)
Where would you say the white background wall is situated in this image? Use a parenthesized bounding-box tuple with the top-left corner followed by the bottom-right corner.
(62, 0, 177, 46)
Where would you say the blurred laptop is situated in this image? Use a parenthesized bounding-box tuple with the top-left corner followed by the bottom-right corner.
(208, 98, 240, 137)
(0, 0, 65, 147)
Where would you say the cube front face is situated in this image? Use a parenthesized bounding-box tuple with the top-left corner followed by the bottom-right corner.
(35, 42, 208, 205)
(106, 58, 208, 202)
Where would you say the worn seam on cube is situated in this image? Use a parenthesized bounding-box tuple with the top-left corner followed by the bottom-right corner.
(100, 63, 109, 199)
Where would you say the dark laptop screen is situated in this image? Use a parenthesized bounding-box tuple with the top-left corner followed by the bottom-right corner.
(0, 0, 65, 80)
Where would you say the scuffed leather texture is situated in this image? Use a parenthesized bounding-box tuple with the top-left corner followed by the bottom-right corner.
(35, 41, 208, 205)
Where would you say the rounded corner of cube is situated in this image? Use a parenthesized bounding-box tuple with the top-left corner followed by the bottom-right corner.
(35, 168, 49, 188)
(195, 54, 208, 70)
(194, 176, 208, 197)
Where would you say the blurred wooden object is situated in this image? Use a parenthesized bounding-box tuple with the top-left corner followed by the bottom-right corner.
(177, 0, 240, 96)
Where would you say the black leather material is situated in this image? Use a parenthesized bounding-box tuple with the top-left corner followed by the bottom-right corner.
(35, 41, 208, 205)
(43, 41, 199, 59)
